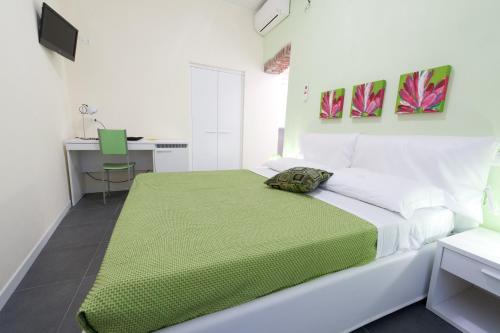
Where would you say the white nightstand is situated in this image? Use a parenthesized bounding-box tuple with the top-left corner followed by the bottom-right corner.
(427, 227, 500, 333)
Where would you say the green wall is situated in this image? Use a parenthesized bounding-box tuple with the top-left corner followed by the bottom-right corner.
(264, 0, 500, 227)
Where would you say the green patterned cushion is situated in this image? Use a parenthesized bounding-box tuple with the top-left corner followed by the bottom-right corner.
(265, 167, 333, 193)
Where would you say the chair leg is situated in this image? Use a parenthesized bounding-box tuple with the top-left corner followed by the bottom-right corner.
(128, 166, 131, 188)
(102, 170, 106, 204)
(106, 170, 111, 195)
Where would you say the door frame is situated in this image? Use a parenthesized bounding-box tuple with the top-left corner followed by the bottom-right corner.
(189, 63, 245, 170)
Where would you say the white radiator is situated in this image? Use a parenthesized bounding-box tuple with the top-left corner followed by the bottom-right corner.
(154, 144, 189, 172)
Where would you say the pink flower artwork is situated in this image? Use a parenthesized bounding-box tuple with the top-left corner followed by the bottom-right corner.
(350, 80, 386, 117)
(396, 65, 451, 114)
(320, 88, 344, 119)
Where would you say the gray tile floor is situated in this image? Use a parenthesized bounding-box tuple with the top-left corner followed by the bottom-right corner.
(0, 191, 459, 333)
(0, 191, 125, 333)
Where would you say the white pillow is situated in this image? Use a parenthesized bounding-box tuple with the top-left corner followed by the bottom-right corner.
(352, 135, 498, 226)
(300, 133, 359, 170)
(264, 157, 333, 173)
(321, 168, 448, 219)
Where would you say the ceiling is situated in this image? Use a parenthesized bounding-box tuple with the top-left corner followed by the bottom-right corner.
(224, 0, 266, 11)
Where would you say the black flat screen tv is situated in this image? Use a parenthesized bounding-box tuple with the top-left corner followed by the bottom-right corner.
(39, 3, 78, 61)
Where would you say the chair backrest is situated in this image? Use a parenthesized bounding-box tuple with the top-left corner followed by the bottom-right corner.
(98, 129, 128, 156)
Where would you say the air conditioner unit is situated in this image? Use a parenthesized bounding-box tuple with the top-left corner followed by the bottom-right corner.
(254, 0, 290, 36)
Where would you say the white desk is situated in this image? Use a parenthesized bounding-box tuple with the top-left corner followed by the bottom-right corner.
(65, 138, 190, 205)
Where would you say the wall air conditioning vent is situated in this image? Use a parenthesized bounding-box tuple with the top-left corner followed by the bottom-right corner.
(254, 0, 290, 36)
(156, 144, 188, 149)
(259, 14, 279, 33)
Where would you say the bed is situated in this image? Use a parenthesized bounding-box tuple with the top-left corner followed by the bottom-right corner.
(78, 134, 497, 333)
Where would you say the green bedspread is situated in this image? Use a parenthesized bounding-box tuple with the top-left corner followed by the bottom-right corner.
(78, 170, 377, 333)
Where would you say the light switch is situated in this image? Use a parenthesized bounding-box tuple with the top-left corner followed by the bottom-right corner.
(303, 84, 309, 102)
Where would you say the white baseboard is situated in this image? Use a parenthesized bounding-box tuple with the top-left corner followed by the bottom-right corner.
(0, 202, 71, 311)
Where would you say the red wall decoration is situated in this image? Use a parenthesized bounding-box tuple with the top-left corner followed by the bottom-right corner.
(264, 43, 291, 74)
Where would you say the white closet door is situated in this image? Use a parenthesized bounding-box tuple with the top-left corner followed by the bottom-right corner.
(217, 71, 243, 170)
(191, 67, 219, 171)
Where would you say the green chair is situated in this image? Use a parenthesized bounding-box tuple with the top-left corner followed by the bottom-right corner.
(98, 129, 136, 204)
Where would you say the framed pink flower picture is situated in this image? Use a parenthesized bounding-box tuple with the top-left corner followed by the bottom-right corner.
(320, 88, 344, 119)
(395, 65, 451, 114)
(350, 80, 386, 117)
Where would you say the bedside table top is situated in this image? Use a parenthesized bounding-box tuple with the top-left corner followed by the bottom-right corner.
(439, 227, 500, 270)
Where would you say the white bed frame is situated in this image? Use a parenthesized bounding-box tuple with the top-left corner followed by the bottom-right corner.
(156, 243, 436, 333)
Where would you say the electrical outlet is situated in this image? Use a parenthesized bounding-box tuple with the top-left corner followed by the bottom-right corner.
(79, 36, 91, 45)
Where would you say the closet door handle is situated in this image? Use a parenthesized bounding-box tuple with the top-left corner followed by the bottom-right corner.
(219, 131, 230, 134)
(205, 130, 217, 134)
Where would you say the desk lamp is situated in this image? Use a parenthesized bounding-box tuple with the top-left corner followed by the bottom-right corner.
(79, 104, 98, 139)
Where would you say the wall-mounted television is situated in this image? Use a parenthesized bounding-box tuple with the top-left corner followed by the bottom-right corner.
(39, 3, 78, 61)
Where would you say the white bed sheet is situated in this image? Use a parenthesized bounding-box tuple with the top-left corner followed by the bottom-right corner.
(251, 167, 454, 258)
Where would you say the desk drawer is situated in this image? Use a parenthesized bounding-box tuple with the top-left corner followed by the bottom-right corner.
(441, 248, 500, 297)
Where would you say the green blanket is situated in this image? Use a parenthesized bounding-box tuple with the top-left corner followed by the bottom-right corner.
(78, 170, 377, 333)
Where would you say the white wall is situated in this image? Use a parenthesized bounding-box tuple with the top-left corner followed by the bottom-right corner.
(67, 0, 284, 167)
(0, 0, 73, 306)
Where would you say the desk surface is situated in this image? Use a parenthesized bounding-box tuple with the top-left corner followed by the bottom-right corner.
(65, 138, 189, 145)
(65, 138, 189, 150)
